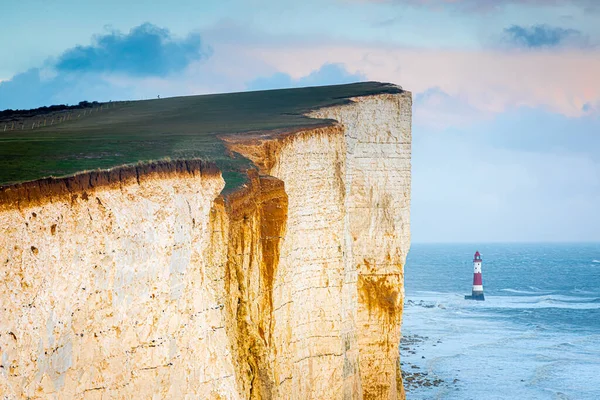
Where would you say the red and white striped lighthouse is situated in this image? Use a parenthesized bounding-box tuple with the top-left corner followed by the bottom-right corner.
(465, 251, 485, 301)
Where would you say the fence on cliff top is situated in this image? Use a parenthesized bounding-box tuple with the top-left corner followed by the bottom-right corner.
(1, 101, 134, 132)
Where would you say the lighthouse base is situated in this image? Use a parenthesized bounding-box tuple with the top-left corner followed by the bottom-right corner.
(465, 292, 485, 301)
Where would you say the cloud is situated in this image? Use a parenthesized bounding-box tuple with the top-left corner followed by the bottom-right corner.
(250, 45, 600, 118)
(473, 107, 600, 158)
(411, 111, 600, 242)
(371, 15, 404, 27)
(350, 0, 600, 13)
(582, 101, 600, 115)
(246, 63, 366, 91)
(413, 87, 492, 129)
(0, 23, 210, 110)
(502, 24, 588, 48)
(411, 142, 600, 242)
(55, 23, 209, 77)
(0, 67, 129, 110)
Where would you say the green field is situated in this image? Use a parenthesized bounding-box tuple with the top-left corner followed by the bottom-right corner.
(0, 82, 402, 191)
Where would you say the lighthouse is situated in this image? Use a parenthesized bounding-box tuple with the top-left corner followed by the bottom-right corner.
(465, 251, 485, 301)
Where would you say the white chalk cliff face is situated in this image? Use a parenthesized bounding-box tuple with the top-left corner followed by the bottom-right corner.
(0, 92, 411, 399)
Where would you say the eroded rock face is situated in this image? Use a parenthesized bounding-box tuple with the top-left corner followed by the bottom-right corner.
(309, 94, 411, 399)
(0, 166, 239, 398)
(0, 92, 411, 399)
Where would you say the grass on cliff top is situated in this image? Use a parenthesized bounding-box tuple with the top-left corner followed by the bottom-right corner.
(0, 81, 403, 192)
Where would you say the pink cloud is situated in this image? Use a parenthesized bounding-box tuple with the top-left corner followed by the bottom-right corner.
(248, 45, 600, 118)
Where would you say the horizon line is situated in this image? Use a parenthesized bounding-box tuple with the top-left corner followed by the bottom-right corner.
(410, 241, 600, 245)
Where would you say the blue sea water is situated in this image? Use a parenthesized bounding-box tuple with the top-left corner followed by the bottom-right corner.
(401, 243, 600, 400)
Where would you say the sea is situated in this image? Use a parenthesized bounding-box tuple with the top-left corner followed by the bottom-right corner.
(400, 243, 600, 400)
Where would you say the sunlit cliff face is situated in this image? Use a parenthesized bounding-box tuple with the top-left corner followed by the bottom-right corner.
(0, 92, 411, 399)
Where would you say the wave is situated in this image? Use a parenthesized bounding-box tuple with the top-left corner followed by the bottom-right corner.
(413, 290, 458, 296)
(528, 286, 545, 291)
(538, 296, 600, 305)
(552, 342, 577, 349)
(571, 288, 598, 295)
(501, 288, 552, 295)
(406, 290, 600, 312)
(481, 294, 600, 310)
(592, 260, 600, 263)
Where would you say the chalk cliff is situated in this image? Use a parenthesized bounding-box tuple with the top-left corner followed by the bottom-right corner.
(0, 90, 411, 399)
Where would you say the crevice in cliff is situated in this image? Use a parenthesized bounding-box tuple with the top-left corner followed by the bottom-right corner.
(214, 168, 288, 400)
(217, 122, 354, 399)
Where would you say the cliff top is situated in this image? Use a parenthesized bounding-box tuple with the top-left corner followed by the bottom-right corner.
(0, 81, 403, 191)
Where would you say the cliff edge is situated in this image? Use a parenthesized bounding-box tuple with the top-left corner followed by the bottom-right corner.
(0, 83, 412, 399)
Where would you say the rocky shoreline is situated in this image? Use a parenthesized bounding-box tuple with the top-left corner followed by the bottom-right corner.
(400, 300, 460, 395)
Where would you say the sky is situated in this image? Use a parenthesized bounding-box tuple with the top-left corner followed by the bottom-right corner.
(1, 0, 599, 243)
